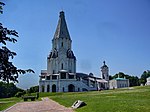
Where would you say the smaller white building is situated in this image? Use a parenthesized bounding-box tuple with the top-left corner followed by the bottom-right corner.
(145, 77, 150, 85)
(109, 77, 129, 89)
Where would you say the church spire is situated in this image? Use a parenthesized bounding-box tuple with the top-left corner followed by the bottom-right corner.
(53, 11, 71, 39)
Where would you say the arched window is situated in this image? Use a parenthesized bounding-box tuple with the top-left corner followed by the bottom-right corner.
(53, 70, 55, 74)
(61, 42, 63, 47)
(47, 85, 50, 92)
(68, 84, 75, 92)
(52, 84, 56, 92)
(42, 85, 45, 92)
(78, 88, 80, 92)
(61, 63, 63, 69)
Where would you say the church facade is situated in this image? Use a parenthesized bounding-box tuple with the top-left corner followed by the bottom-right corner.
(39, 11, 109, 92)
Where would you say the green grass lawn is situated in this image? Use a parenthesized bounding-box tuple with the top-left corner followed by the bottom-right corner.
(48, 86, 150, 112)
(0, 97, 22, 111)
(0, 86, 150, 112)
(0, 93, 39, 111)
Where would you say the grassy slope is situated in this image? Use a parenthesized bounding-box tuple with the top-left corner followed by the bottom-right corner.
(48, 86, 150, 112)
(0, 86, 150, 112)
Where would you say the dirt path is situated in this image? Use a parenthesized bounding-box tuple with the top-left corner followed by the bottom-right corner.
(4, 97, 74, 112)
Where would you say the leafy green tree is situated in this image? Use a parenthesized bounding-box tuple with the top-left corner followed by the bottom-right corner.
(29, 85, 39, 93)
(0, 2, 34, 83)
(109, 75, 113, 80)
(0, 81, 24, 98)
(140, 70, 150, 85)
(15, 91, 26, 97)
(112, 72, 140, 87)
(0, 2, 5, 14)
(112, 72, 125, 79)
(128, 76, 140, 86)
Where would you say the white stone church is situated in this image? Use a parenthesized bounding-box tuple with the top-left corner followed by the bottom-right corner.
(39, 11, 110, 92)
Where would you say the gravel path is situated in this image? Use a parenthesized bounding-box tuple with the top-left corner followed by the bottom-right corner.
(4, 97, 74, 112)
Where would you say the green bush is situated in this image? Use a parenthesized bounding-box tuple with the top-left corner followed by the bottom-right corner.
(15, 91, 25, 97)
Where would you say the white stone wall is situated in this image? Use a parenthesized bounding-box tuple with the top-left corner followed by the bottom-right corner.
(47, 37, 76, 75)
(52, 38, 71, 51)
(109, 80, 117, 89)
(146, 77, 150, 85)
(109, 79, 129, 89)
(39, 79, 91, 92)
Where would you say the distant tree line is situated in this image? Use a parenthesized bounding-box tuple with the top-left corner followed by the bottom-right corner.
(140, 70, 150, 85)
(110, 70, 150, 87)
(0, 82, 39, 98)
(0, 81, 23, 98)
(28, 85, 39, 93)
(15, 85, 39, 97)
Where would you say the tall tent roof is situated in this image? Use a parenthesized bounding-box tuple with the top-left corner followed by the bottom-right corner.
(53, 11, 71, 39)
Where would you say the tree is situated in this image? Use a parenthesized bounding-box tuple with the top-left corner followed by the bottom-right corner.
(112, 72, 125, 79)
(128, 76, 140, 87)
(29, 85, 39, 93)
(0, 81, 24, 98)
(109, 75, 113, 80)
(15, 91, 26, 97)
(0, 2, 34, 83)
(112, 72, 140, 87)
(140, 70, 150, 85)
(0, 2, 5, 14)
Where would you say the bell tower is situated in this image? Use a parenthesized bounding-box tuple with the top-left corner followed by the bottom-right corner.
(47, 11, 76, 75)
(101, 61, 109, 81)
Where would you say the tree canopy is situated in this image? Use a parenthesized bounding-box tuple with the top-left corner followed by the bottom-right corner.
(0, 2, 5, 14)
(111, 72, 140, 87)
(0, 81, 23, 98)
(0, 2, 34, 83)
(140, 70, 150, 85)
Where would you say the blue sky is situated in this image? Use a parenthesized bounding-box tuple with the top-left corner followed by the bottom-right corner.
(1, 0, 150, 89)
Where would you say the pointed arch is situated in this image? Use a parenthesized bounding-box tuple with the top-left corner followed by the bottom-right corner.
(59, 59, 66, 70)
(41, 85, 45, 92)
(52, 84, 56, 92)
(68, 84, 75, 92)
(47, 85, 50, 92)
(61, 63, 63, 69)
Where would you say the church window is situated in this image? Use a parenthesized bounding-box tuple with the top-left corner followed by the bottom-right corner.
(78, 88, 80, 92)
(52, 84, 56, 92)
(61, 42, 63, 47)
(61, 63, 63, 69)
(46, 76, 50, 80)
(69, 74, 74, 79)
(60, 72, 66, 79)
(47, 85, 50, 92)
(53, 70, 55, 74)
(42, 85, 45, 92)
(52, 75, 57, 79)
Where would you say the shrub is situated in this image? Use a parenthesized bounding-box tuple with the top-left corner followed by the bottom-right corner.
(15, 91, 25, 97)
